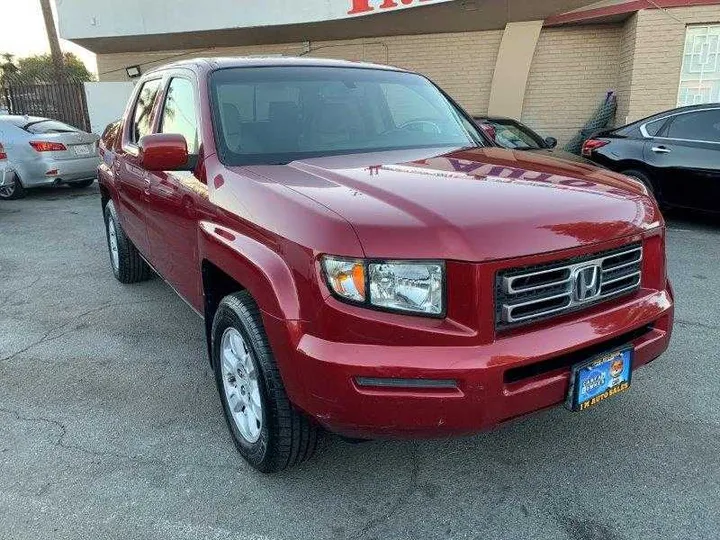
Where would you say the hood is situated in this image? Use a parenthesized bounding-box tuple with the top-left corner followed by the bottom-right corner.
(246, 146, 660, 261)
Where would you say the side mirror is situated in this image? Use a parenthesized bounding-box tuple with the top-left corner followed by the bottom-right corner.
(545, 136, 558, 149)
(138, 133, 188, 171)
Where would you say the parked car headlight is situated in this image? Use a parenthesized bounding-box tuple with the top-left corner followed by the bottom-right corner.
(322, 257, 444, 316)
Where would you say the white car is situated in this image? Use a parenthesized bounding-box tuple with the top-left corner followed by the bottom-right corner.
(0, 142, 16, 195)
(0, 115, 100, 199)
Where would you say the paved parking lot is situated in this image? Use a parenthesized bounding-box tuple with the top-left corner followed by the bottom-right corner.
(1, 184, 718, 540)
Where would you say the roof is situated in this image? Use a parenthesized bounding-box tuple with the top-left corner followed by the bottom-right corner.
(148, 56, 408, 76)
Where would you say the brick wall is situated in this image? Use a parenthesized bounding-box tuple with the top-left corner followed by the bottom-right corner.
(96, 31, 503, 117)
(522, 24, 622, 146)
(616, 13, 638, 125)
(622, 5, 720, 123)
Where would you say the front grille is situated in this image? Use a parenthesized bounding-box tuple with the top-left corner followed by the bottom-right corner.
(496, 243, 643, 329)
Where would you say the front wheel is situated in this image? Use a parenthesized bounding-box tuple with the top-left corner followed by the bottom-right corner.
(212, 291, 318, 473)
(103, 201, 152, 283)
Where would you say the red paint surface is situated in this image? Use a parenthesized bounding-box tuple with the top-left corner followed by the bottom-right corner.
(98, 58, 673, 438)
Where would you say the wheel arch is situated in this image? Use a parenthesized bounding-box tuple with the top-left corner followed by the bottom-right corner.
(199, 222, 304, 363)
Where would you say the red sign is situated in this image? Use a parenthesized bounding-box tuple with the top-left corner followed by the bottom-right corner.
(348, 0, 433, 15)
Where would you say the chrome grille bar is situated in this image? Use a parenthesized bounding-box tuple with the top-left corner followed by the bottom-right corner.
(496, 244, 643, 328)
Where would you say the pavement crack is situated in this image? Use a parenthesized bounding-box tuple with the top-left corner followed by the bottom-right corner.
(0, 406, 240, 470)
(352, 444, 421, 539)
(0, 276, 41, 309)
(1, 296, 168, 363)
(675, 319, 720, 331)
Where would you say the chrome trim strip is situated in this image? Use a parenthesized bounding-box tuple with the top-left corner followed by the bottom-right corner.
(601, 271, 641, 287)
(499, 245, 643, 325)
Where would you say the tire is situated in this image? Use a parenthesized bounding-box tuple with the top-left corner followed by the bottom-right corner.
(0, 173, 26, 200)
(103, 200, 153, 283)
(212, 291, 318, 473)
(68, 179, 95, 188)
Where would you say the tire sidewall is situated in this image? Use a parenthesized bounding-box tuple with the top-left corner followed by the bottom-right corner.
(103, 202, 122, 280)
(212, 302, 272, 467)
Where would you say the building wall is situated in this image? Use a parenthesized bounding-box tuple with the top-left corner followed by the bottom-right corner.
(94, 5, 720, 146)
(616, 12, 638, 125)
(522, 23, 622, 144)
(96, 31, 504, 118)
(622, 5, 720, 123)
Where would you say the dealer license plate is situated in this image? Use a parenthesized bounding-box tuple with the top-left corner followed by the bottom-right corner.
(566, 347, 633, 411)
(73, 144, 93, 156)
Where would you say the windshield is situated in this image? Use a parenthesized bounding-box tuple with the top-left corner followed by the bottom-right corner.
(476, 119, 544, 150)
(209, 66, 482, 165)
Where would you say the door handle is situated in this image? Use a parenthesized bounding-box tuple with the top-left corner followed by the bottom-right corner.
(652, 146, 671, 154)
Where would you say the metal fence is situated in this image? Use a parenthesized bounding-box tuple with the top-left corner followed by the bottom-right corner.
(1, 76, 91, 132)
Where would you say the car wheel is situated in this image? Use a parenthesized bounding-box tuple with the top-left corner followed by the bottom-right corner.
(0, 173, 26, 200)
(621, 169, 668, 211)
(212, 291, 318, 473)
(103, 200, 153, 283)
(68, 179, 95, 188)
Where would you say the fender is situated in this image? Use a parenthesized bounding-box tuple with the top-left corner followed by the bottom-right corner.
(198, 221, 310, 402)
(198, 220, 306, 320)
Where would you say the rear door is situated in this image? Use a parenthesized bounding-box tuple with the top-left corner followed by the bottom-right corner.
(145, 72, 207, 309)
(644, 108, 720, 211)
(116, 77, 163, 257)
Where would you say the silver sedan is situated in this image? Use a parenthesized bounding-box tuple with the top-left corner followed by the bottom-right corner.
(0, 115, 100, 199)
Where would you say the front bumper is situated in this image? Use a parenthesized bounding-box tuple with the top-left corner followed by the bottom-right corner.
(264, 287, 673, 439)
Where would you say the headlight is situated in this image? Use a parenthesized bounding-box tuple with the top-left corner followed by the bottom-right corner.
(322, 256, 444, 316)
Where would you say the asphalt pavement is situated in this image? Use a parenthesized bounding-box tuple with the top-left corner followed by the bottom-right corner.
(1, 183, 718, 540)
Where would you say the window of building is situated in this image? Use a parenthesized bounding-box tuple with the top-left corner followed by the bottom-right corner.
(130, 78, 162, 144)
(678, 25, 720, 106)
(160, 78, 199, 154)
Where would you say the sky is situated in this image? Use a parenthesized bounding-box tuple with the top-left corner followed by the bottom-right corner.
(0, 0, 97, 74)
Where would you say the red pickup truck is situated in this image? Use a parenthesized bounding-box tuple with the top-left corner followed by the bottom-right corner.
(98, 57, 673, 472)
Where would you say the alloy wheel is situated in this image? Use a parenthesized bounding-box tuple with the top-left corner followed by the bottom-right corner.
(220, 327, 263, 443)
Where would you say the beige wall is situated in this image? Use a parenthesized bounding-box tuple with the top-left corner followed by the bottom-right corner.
(94, 5, 720, 147)
(620, 5, 720, 124)
(96, 31, 503, 117)
(522, 24, 622, 145)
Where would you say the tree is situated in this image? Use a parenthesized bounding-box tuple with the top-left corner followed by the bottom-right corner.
(0, 53, 18, 82)
(4, 52, 94, 84)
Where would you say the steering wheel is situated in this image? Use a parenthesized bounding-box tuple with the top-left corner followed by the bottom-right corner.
(397, 119, 442, 134)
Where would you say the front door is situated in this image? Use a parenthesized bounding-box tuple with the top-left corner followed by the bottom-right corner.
(115, 78, 163, 257)
(145, 74, 207, 310)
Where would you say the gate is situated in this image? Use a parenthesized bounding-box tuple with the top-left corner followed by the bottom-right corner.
(1, 75, 91, 132)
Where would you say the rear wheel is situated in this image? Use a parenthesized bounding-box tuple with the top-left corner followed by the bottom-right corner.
(68, 179, 95, 189)
(621, 169, 668, 211)
(103, 200, 152, 283)
(212, 291, 318, 473)
(0, 173, 26, 200)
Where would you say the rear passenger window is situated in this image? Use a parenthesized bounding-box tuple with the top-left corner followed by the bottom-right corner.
(642, 118, 667, 137)
(665, 110, 720, 142)
(160, 78, 199, 154)
(130, 79, 162, 144)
